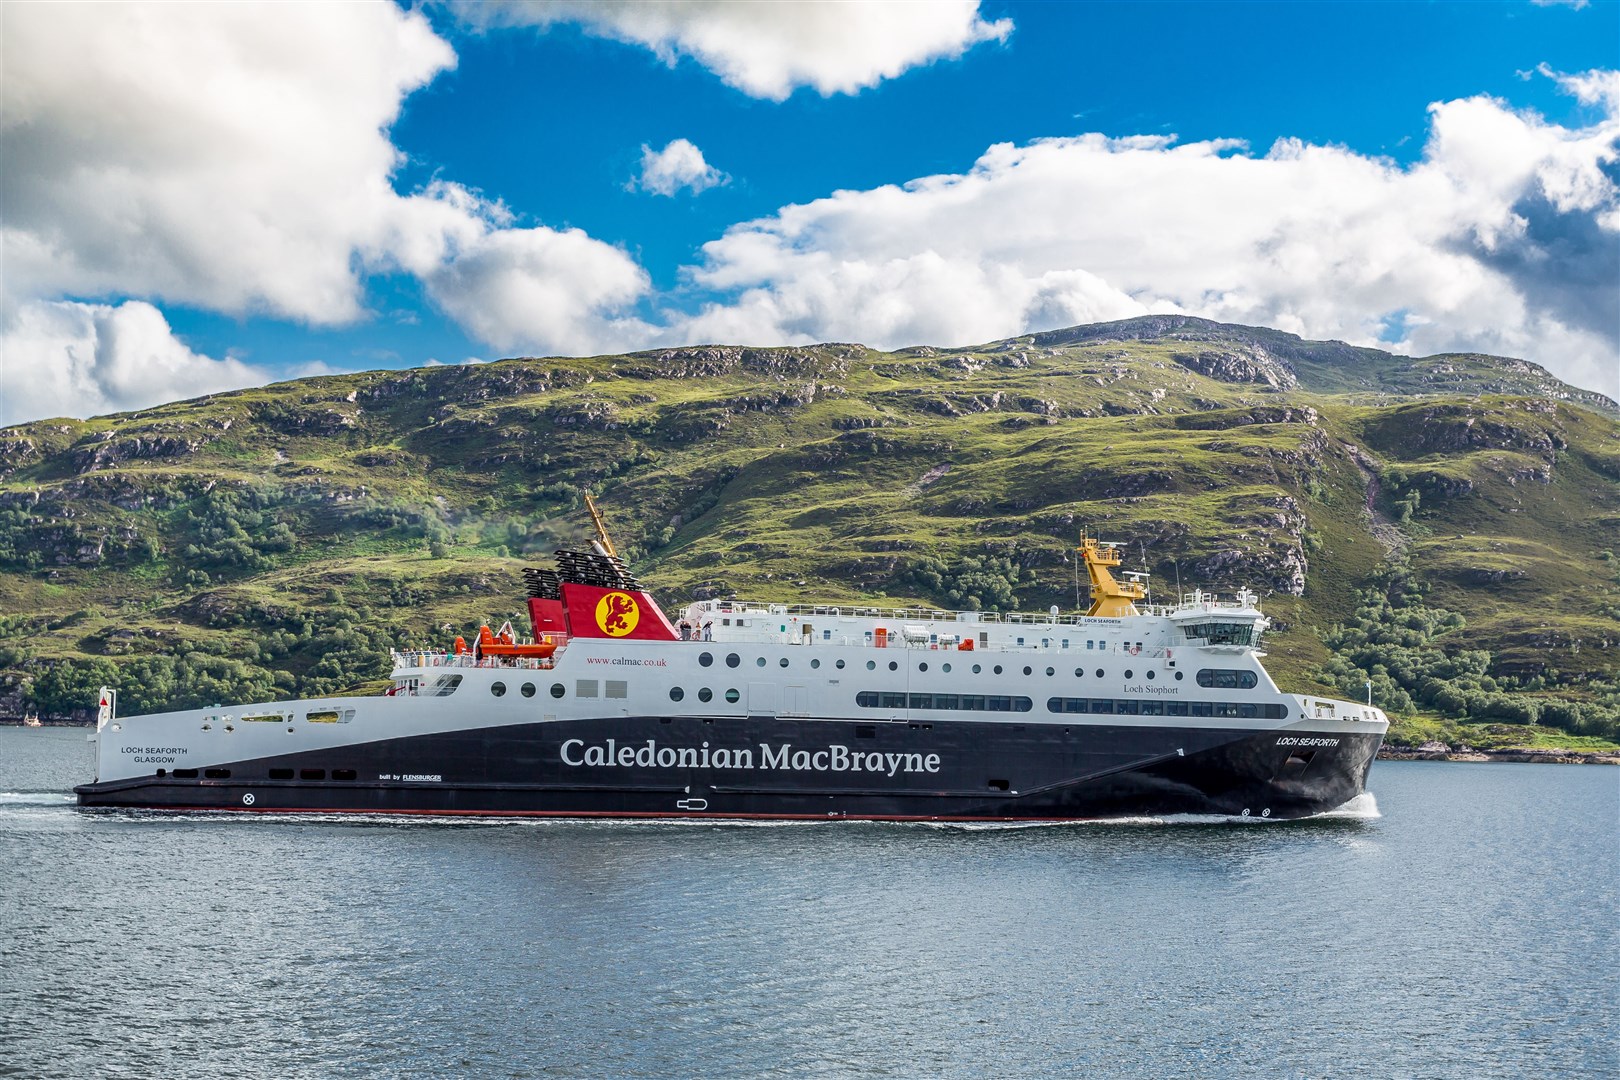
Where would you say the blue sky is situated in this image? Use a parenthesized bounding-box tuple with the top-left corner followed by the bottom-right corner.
(2, 1, 1617, 425)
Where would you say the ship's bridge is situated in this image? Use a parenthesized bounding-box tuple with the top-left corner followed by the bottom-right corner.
(1167, 587, 1268, 650)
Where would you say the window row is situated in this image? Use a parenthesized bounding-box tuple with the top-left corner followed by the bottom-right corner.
(1195, 669, 1259, 689)
(856, 692, 1033, 712)
(1046, 697, 1287, 719)
(155, 767, 360, 781)
(669, 687, 742, 704)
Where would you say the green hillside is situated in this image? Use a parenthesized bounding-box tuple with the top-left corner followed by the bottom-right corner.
(3, 316, 1617, 744)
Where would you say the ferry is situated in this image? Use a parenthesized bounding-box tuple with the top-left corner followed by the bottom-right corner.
(75, 514, 1386, 820)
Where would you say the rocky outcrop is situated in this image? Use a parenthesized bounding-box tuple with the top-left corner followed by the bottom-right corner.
(1171, 349, 1298, 390)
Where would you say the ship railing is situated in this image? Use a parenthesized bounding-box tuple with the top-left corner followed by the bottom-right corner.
(691, 597, 1263, 622)
(390, 650, 556, 672)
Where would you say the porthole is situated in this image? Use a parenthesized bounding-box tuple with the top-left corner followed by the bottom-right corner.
(726, 653, 740, 668)
(942, 663, 952, 673)
(1045, 667, 1055, 677)
(867, 660, 876, 670)
(919, 662, 929, 673)
(994, 665, 1003, 675)
(550, 683, 565, 698)
(698, 687, 713, 702)
(1022, 666, 1032, 676)
(1175, 671, 1184, 681)
(836, 659, 846, 669)
(1075, 668, 1085, 678)
(724, 688, 740, 703)
(669, 687, 685, 702)
(491, 681, 507, 697)
(811, 659, 821, 669)
(779, 657, 789, 668)
(1096, 668, 1105, 679)
(756, 656, 767, 667)
(972, 664, 982, 674)
(888, 661, 898, 671)
(699, 652, 714, 667)
(1124, 669, 1133, 679)
(520, 682, 536, 698)
(1146, 670, 1156, 681)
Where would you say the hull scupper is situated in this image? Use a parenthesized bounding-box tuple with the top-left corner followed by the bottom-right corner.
(77, 534, 1387, 820)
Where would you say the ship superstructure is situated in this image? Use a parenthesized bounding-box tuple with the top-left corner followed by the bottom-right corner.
(77, 530, 1385, 820)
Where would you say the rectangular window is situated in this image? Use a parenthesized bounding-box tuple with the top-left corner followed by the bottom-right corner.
(963, 695, 986, 711)
(300, 768, 326, 781)
(1215, 703, 1241, 717)
(306, 708, 354, 724)
(1017, 637, 1025, 645)
(1087, 640, 1094, 650)
(269, 768, 294, 780)
(576, 680, 599, 698)
(1062, 639, 1070, 649)
(881, 692, 907, 709)
(1116, 700, 1139, 715)
(332, 769, 358, 782)
(1140, 701, 1165, 716)
(1090, 699, 1114, 715)
(1190, 701, 1213, 717)
(1166, 702, 1189, 716)
(605, 680, 628, 699)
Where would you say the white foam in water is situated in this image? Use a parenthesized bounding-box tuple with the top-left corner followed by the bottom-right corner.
(1311, 791, 1381, 820)
(0, 791, 76, 806)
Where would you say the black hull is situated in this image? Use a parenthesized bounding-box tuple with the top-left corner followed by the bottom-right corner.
(76, 714, 1382, 821)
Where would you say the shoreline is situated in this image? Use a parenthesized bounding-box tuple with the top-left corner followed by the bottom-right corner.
(1377, 747, 1619, 765)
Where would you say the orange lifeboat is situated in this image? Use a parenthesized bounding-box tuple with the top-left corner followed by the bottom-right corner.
(472, 623, 557, 659)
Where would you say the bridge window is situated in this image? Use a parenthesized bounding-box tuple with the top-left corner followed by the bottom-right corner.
(1180, 621, 1259, 647)
(1197, 669, 1259, 689)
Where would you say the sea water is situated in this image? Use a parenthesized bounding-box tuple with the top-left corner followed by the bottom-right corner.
(1, 725, 1614, 1078)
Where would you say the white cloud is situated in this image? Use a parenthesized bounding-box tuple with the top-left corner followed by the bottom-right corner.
(461, 0, 1012, 100)
(0, 3, 460, 325)
(653, 79, 1620, 397)
(632, 139, 727, 196)
(423, 227, 653, 356)
(0, 3, 655, 416)
(0, 301, 268, 425)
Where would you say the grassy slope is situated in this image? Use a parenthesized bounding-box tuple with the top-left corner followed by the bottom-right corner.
(1, 320, 1615, 745)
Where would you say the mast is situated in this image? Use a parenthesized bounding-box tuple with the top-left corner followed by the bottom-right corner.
(1078, 534, 1147, 618)
(583, 491, 618, 559)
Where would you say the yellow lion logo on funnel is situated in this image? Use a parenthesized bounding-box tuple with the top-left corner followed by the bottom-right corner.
(595, 591, 641, 637)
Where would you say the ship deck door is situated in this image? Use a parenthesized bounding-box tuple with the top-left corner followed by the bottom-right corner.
(748, 682, 779, 717)
(783, 685, 808, 717)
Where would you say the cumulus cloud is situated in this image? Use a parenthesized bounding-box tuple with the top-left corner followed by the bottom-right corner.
(632, 138, 727, 196)
(0, 3, 461, 325)
(656, 77, 1620, 396)
(461, 0, 1012, 100)
(0, 302, 268, 425)
(0, 3, 658, 416)
(423, 226, 653, 356)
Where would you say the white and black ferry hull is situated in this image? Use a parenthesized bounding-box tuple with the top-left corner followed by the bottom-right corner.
(76, 713, 1381, 821)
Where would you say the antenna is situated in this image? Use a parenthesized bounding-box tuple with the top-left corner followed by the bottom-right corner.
(1139, 542, 1153, 606)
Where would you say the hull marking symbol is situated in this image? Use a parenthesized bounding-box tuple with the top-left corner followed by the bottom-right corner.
(676, 798, 708, 811)
(242, 793, 256, 806)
